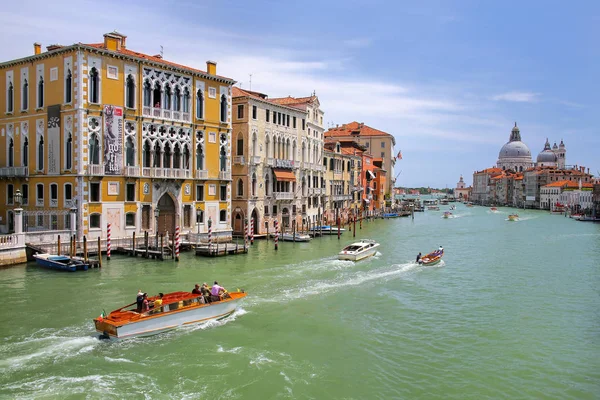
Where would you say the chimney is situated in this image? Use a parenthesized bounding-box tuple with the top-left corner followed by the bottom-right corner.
(103, 31, 126, 51)
(46, 44, 62, 52)
(34, 43, 41, 55)
(153, 54, 163, 59)
(206, 60, 217, 75)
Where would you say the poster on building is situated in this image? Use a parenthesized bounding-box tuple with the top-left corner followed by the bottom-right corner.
(103, 105, 123, 175)
(47, 105, 61, 175)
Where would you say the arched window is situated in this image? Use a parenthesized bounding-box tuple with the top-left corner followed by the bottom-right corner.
(173, 144, 181, 169)
(37, 77, 44, 108)
(183, 145, 190, 169)
(182, 88, 190, 113)
(143, 80, 152, 107)
(163, 84, 171, 110)
(237, 133, 244, 156)
(154, 143, 161, 167)
(196, 89, 204, 119)
(38, 136, 44, 170)
(237, 179, 244, 197)
(22, 79, 29, 110)
(265, 174, 271, 196)
(265, 136, 271, 158)
(89, 133, 100, 165)
(8, 138, 14, 167)
(66, 133, 72, 169)
(163, 143, 172, 168)
(173, 87, 181, 112)
(143, 140, 151, 167)
(252, 132, 257, 156)
(125, 137, 135, 166)
(196, 144, 204, 170)
(220, 94, 227, 122)
(219, 209, 226, 222)
(220, 146, 227, 171)
(252, 173, 257, 196)
(89, 67, 99, 104)
(23, 138, 28, 167)
(126, 75, 135, 108)
(153, 82, 161, 108)
(65, 70, 72, 103)
(7, 82, 14, 113)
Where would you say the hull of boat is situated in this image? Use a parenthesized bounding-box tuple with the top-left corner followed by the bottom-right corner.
(273, 233, 311, 242)
(95, 296, 243, 339)
(33, 254, 79, 272)
(310, 227, 346, 235)
(338, 245, 379, 261)
(508, 216, 519, 221)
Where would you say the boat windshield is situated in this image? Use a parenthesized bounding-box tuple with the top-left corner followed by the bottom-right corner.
(343, 245, 362, 252)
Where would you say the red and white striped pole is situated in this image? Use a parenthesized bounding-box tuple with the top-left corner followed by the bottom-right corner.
(244, 218, 248, 249)
(175, 225, 180, 262)
(107, 223, 111, 260)
(208, 218, 212, 254)
(274, 219, 279, 250)
(250, 217, 254, 245)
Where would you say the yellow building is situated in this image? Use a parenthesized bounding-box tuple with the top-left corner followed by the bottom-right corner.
(322, 141, 362, 223)
(0, 32, 235, 240)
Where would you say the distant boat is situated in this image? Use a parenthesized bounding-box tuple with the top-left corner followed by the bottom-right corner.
(338, 239, 380, 261)
(33, 254, 89, 272)
(427, 205, 440, 211)
(309, 226, 346, 235)
(443, 211, 452, 219)
(508, 214, 519, 221)
(466, 202, 474, 207)
(270, 232, 312, 242)
(450, 205, 456, 210)
(490, 207, 498, 212)
(419, 248, 444, 266)
(383, 213, 399, 218)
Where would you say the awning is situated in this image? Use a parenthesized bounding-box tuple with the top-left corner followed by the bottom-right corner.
(273, 169, 296, 182)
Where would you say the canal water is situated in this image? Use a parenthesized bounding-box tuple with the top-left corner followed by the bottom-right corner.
(1, 204, 598, 399)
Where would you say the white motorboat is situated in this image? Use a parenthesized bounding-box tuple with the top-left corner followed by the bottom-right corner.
(338, 239, 380, 261)
(271, 232, 312, 242)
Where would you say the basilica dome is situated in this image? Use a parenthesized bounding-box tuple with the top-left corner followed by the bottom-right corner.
(498, 141, 531, 159)
(496, 123, 534, 172)
(536, 138, 557, 164)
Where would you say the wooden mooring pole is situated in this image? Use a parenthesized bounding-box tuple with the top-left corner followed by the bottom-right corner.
(132, 232, 136, 256)
(83, 236, 88, 262)
(97, 237, 102, 268)
(57, 235, 61, 256)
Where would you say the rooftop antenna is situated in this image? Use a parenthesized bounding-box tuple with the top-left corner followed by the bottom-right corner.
(160, 45, 163, 58)
(249, 74, 252, 91)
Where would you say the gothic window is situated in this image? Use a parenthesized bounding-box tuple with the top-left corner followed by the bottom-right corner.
(173, 86, 181, 112)
(89, 133, 100, 165)
(265, 136, 271, 158)
(143, 80, 152, 107)
(196, 89, 204, 119)
(38, 136, 44, 170)
(237, 134, 244, 156)
(22, 79, 28, 110)
(220, 94, 227, 122)
(220, 145, 227, 171)
(164, 84, 172, 110)
(7, 82, 14, 113)
(65, 69, 72, 103)
(252, 132, 257, 156)
(89, 67, 99, 104)
(252, 173, 257, 196)
(37, 77, 44, 108)
(143, 140, 151, 167)
(265, 174, 271, 196)
(163, 143, 171, 168)
(173, 144, 181, 169)
(154, 143, 161, 167)
(153, 82, 161, 108)
(196, 144, 204, 170)
(183, 145, 190, 169)
(8, 138, 14, 167)
(23, 138, 28, 167)
(183, 88, 190, 113)
(125, 137, 135, 166)
(126, 75, 135, 108)
(237, 179, 244, 197)
(66, 133, 72, 169)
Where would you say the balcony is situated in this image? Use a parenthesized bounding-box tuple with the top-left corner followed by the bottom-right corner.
(234, 156, 245, 165)
(50, 199, 58, 207)
(195, 169, 208, 179)
(219, 171, 231, 181)
(0, 166, 29, 178)
(87, 164, 103, 176)
(65, 199, 75, 208)
(266, 158, 274, 166)
(138, 167, 191, 179)
(251, 156, 261, 165)
(125, 166, 140, 177)
(142, 106, 192, 123)
(274, 192, 294, 200)
(36, 198, 44, 207)
(332, 194, 352, 201)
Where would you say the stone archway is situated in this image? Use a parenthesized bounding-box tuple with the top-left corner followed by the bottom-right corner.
(282, 207, 290, 230)
(157, 193, 176, 236)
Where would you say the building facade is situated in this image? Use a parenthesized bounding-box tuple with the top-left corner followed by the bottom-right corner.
(0, 32, 235, 239)
(454, 175, 471, 201)
(322, 141, 361, 222)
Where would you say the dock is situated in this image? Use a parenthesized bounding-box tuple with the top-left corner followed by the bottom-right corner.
(195, 243, 248, 257)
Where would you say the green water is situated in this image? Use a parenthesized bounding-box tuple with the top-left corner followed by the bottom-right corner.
(1, 205, 599, 399)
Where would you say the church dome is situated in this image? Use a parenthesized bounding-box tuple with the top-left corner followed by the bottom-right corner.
(537, 138, 557, 163)
(498, 141, 532, 159)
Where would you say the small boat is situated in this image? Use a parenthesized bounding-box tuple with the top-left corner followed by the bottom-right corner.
(427, 205, 440, 211)
(309, 225, 346, 235)
(33, 253, 89, 272)
(508, 214, 519, 221)
(443, 211, 452, 219)
(271, 232, 312, 242)
(94, 290, 247, 339)
(419, 248, 444, 266)
(338, 239, 380, 261)
(466, 202, 474, 207)
(490, 207, 498, 212)
(449, 205, 456, 210)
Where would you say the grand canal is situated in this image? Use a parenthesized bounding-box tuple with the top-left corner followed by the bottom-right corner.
(1, 204, 598, 399)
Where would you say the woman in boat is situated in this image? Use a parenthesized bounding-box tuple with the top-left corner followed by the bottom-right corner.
(141, 293, 150, 313)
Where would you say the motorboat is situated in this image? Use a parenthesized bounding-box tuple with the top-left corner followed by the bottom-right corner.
(94, 290, 247, 339)
(466, 202, 474, 207)
(419, 248, 444, 266)
(383, 213, 399, 218)
(33, 254, 89, 272)
(271, 232, 312, 242)
(427, 205, 440, 211)
(442, 211, 452, 219)
(338, 239, 380, 261)
(449, 205, 456, 210)
(507, 214, 519, 221)
(309, 225, 346, 235)
(490, 207, 498, 212)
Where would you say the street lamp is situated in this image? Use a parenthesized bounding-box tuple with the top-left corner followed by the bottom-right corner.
(14, 189, 22, 207)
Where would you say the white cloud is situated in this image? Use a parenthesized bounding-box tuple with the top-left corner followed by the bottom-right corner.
(492, 91, 540, 103)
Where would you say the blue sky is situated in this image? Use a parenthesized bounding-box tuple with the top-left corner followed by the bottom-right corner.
(2, 0, 598, 188)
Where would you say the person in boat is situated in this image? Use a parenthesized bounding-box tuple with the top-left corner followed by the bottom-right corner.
(141, 293, 150, 313)
(438, 246, 444, 253)
(192, 284, 202, 295)
(136, 290, 144, 313)
(200, 282, 211, 303)
(211, 281, 226, 302)
(416, 252, 422, 263)
(153, 293, 164, 312)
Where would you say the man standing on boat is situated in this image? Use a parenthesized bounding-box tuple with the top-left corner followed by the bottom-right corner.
(416, 252, 422, 263)
(211, 281, 226, 302)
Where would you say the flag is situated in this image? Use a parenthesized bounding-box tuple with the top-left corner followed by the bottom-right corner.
(396, 150, 402, 160)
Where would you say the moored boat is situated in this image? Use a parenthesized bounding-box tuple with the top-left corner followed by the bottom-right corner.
(507, 214, 519, 221)
(33, 254, 89, 272)
(309, 225, 346, 235)
(338, 239, 380, 261)
(419, 248, 444, 266)
(94, 290, 247, 339)
(271, 232, 312, 242)
(427, 205, 440, 211)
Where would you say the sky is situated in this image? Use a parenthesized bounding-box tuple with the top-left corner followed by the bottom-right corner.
(1, 0, 598, 188)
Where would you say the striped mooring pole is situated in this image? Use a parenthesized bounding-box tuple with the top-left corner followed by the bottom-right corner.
(244, 218, 248, 249)
(175, 225, 180, 262)
(107, 223, 111, 260)
(250, 217, 254, 245)
(274, 219, 279, 250)
(208, 218, 212, 254)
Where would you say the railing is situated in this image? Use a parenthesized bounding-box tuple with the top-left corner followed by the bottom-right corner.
(65, 199, 75, 208)
(195, 170, 208, 179)
(0, 166, 29, 177)
(332, 194, 352, 201)
(266, 158, 274, 166)
(142, 107, 192, 123)
(251, 156, 261, 165)
(274, 192, 294, 200)
(87, 164, 103, 176)
(0, 233, 24, 248)
(125, 166, 140, 177)
(50, 199, 58, 207)
(234, 156, 245, 165)
(219, 171, 231, 181)
(36, 198, 44, 207)
(142, 167, 151, 177)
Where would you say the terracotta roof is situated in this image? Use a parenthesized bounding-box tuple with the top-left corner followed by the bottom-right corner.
(543, 180, 594, 189)
(84, 43, 234, 81)
(325, 121, 393, 138)
(269, 95, 316, 106)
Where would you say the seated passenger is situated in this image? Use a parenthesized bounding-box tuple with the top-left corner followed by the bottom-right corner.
(153, 293, 164, 312)
(200, 283, 211, 303)
(192, 284, 202, 295)
(141, 293, 150, 313)
(136, 290, 144, 313)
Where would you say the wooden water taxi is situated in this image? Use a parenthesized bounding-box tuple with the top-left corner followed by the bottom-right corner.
(33, 254, 89, 272)
(419, 248, 444, 266)
(94, 290, 247, 339)
(507, 214, 519, 221)
(338, 239, 380, 261)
